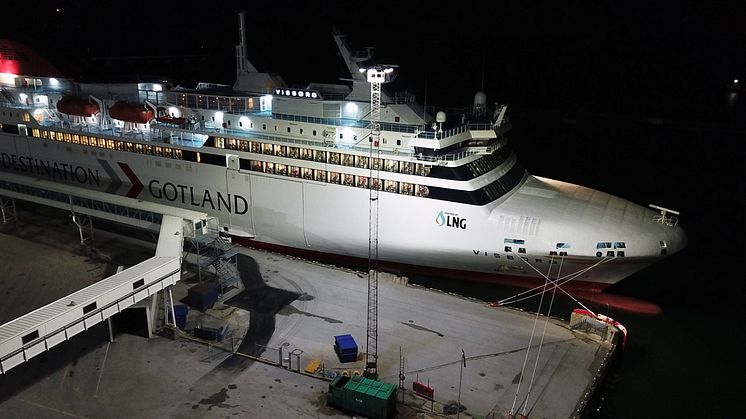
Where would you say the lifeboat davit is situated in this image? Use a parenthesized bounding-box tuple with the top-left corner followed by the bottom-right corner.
(108, 101, 154, 124)
(57, 96, 100, 117)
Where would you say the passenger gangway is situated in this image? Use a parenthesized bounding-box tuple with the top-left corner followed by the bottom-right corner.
(0, 172, 214, 374)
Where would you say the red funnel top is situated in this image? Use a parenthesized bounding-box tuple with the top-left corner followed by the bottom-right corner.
(0, 39, 63, 77)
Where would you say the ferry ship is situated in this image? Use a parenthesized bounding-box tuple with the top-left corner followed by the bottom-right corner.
(0, 14, 685, 302)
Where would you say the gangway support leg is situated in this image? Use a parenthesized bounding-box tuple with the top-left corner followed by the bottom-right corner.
(71, 213, 94, 245)
(107, 317, 115, 343)
(0, 197, 17, 225)
(167, 287, 177, 329)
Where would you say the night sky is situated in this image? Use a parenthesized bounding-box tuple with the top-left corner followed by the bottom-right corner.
(2, 1, 744, 417)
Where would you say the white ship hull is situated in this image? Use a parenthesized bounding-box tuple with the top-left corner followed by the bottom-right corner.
(0, 132, 672, 290)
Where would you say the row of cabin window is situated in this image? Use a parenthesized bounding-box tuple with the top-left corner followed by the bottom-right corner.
(0, 110, 31, 122)
(248, 160, 430, 197)
(30, 129, 184, 159)
(215, 137, 430, 175)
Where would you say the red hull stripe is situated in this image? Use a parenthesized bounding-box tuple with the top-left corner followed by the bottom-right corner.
(117, 162, 143, 198)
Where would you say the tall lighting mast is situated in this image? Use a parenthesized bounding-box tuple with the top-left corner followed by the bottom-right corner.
(359, 65, 394, 379)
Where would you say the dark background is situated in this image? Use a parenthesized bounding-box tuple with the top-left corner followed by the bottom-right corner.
(2, 1, 744, 417)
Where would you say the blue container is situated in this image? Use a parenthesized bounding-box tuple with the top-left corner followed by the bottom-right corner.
(187, 282, 220, 311)
(334, 334, 358, 363)
(168, 304, 188, 328)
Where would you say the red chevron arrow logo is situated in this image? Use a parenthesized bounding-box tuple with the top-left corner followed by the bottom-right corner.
(118, 162, 143, 198)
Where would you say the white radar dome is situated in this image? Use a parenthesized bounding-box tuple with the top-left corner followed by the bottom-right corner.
(474, 91, 487, 106)
(436, 111, 447, 123)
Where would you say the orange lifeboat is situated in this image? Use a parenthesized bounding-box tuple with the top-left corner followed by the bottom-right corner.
(57, 96, 100, 117)
(155, 107, 187, 126)
(156, 116, 187, 125)
(108, 101, 154, 124)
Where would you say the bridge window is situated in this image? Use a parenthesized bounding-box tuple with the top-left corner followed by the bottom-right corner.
(596, 242, 612, 249)
(556, 242, 571, 249)
(613, 242, 626, 249)
(83, 302, 97, 314)
(504, 238, 525, 245)
(132, 278, 145, 289)
(22, 330, 39, 345)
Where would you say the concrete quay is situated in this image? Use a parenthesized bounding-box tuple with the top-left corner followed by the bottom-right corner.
(0, 208, 615, 418)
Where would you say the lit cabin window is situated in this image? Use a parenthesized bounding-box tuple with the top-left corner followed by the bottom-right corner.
(596, 242, 612, 249)
(613, 242, 626, 249)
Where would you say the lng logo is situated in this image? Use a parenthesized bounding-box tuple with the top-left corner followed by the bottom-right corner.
(436, 210, 467, 230)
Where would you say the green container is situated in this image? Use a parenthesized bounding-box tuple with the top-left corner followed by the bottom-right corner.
(327, 375, 397, 419)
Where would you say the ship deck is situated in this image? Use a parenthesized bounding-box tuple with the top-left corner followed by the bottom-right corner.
(0, 204, 614, 418)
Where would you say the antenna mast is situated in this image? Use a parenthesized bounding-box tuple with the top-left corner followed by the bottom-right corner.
(360, 65, 394, 379)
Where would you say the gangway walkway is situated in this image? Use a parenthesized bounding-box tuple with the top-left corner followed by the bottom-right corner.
(0, 172, 212, 374)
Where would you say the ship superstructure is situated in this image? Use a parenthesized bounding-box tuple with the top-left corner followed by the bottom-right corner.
(0, 19, 686, 293)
